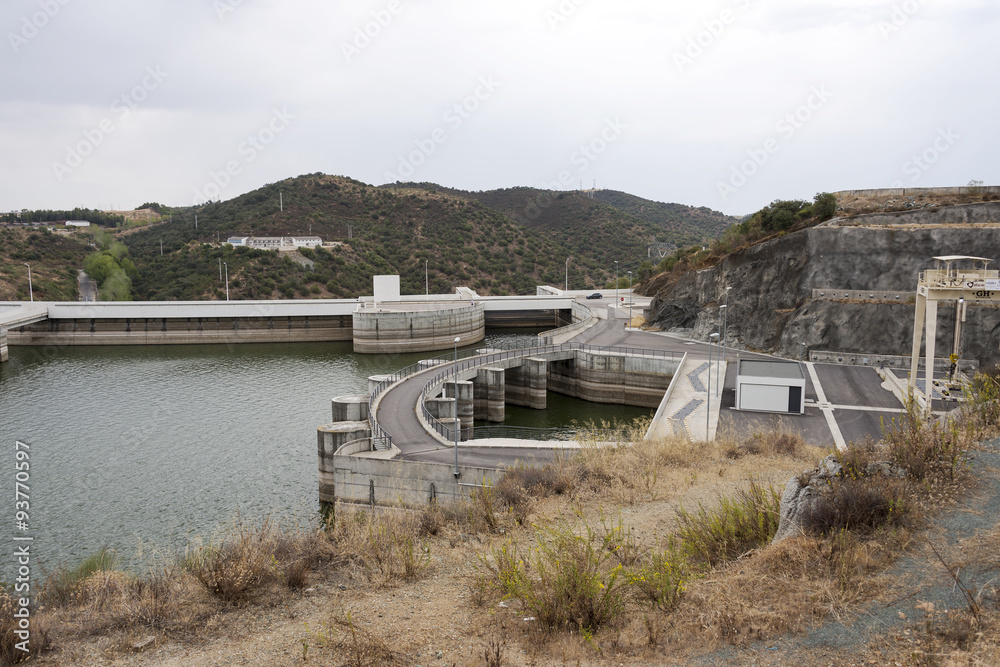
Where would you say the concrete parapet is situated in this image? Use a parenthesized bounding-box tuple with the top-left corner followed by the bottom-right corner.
(352, 303, 485, 354)
(331, 395, 369, 422)
(807, 349, 978, 374)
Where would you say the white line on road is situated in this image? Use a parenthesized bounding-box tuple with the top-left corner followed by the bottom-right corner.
(805, 362, 847, 451)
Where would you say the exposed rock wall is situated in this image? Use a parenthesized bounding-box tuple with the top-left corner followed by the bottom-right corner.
(645, 223, 1000, 367)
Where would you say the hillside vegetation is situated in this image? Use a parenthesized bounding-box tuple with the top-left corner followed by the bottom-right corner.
(116, 174, 736, 301)
(0, 228, 89, 301)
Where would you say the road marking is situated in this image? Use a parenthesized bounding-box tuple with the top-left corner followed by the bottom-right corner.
(805, 362, 847, 451)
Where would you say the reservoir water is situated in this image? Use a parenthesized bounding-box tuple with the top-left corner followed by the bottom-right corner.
(0, 331, 651, 580)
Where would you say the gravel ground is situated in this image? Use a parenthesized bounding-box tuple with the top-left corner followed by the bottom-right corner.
(688, 436, 1000, 666)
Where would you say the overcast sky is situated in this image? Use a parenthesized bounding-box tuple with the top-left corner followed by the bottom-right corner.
(1, 0, 995, 216)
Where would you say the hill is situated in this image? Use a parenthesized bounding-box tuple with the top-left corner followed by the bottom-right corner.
(0, 227, 89, 301)
(115, 175, 736, 301)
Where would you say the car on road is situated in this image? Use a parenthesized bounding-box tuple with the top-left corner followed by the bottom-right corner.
(586, 292, 603, 299)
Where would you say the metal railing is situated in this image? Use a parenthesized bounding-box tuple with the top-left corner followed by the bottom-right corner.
(414, 341, 679, 444)
(366, 336, 555, 450)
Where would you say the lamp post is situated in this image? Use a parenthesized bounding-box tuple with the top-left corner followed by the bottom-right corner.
(628, 271, 633, 328)
(23, 263, 32, 302)
(565, 257, 569, 292)
(219, 257, 222, 281)
(707, 333, 719, 441)
(453, 336, 461, 478)
(223, 262, 229, 301)
(614, 261, 619, 309)
(425, 260, 429, 296)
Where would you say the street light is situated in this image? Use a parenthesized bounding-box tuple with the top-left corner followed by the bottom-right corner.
(23, 263, 32, 302)
(425, 260, 429, 296)
(565, 257, 570, 292)
(707, 332, 720, 441)
(453, 336, 461, 478)
(627, 271, 633, 328)
(614, 261, 619, 310)
(223, 262, 229, 301)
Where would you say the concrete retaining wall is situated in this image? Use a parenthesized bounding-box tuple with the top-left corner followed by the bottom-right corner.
(540, 301, 600, 344)
(352, 303, 485, 354)
(549, 351, 681, 408)
(332, 450, 502, 507)
(834, 186, 1000, 198)
(812, 289, 914, 302)
(7, 315, 352, 346)
(807, 350, 978, 374)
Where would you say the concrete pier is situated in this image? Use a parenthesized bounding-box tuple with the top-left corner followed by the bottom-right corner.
(444, 380, 475, 439)
(352, 302, 485, 354)
(331, 395, 369, 422)
(368, 375, 392, 393)
(317, 421, 371, 504)
(475, 367, 506, 422)
(0, 328, 7, 363)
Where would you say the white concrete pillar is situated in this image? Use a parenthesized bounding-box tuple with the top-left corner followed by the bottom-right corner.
(525, 357, 548, 410)
(924, 298, 938, 413)
(0, 327, 7, 363)
(908, 293, 926, 393)
(368, 375, 392, 394)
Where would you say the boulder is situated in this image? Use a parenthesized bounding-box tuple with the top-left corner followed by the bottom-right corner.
(772, 455, 842, 543)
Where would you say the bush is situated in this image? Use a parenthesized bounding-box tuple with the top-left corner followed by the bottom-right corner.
(883, 402, 965, 483)
(802, 476, 909, 535)
(0, 588, 49, 663)
(626, 541, 688, 611)
(675, 481, 782, 568)
(488, 521, 628, 632)
(41, 547, 119, 605)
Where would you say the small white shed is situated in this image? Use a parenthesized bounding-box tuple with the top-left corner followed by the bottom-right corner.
(736, 360, 806, 414)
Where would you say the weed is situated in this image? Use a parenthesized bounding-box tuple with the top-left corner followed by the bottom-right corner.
(803, 476, 909, 535)
(627, 541, 688, 611)
(40, 547, 118, 605)
(489, 520, 627, 632)
(187, 520, 279, 603)
(675, 481, 782, 568)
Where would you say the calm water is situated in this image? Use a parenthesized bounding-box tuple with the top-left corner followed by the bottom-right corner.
(0, 331, 649, 579)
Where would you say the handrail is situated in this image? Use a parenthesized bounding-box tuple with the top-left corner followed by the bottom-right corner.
(372, 341, 679, 446)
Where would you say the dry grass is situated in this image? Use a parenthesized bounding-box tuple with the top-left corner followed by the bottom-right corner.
(303, 613, 404, 667)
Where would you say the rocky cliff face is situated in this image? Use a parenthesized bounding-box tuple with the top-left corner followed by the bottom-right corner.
(644, 214, 1000, 367)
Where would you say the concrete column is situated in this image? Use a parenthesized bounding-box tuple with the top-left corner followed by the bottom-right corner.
(331, 395, 369, 423)
(473, 370, 489, 420)
(445, 380, 474, 437)
(425, 397, 456, 419)
(368, 375, 392, 394)
(908, 293, 926, 393)
(483, 367, 505, 422)
(439, 417, 462, 442)
(317, 421, 370, 504)
(0, 327, 7, 363)
(525, 357, 548, 410)
(924, 298, 938, 413)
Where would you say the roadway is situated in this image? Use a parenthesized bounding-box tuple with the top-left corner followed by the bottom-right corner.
(374, 295, 927, 470)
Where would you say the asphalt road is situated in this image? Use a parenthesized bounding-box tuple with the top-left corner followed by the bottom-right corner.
(374, 298, 924, 466)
